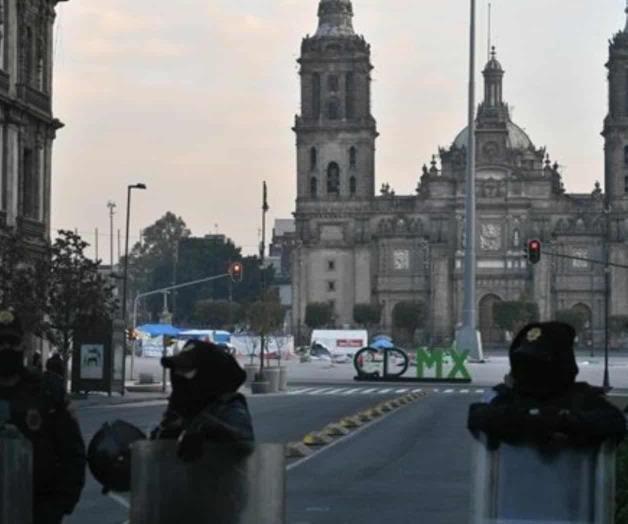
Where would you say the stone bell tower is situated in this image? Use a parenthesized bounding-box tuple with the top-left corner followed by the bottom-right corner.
(294, 0, 377, 203)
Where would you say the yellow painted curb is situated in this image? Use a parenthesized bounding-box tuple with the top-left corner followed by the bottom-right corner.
(303, 432, 333, 446)
(323, 423, 351, 436)
(340, 416, 362, 428)
(285, 441, 313, 458)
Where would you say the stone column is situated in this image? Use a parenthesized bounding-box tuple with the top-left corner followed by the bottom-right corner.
(430, 247, 452, 342)
(6, 0, 17, 95)
(532, 255, 552, 321)
(42, 137, 52, 237)
(5, 120, 18, 225)
(609, 243, 628, 315)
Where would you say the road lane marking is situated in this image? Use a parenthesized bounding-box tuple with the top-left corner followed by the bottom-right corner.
(340, 388, 362, 395)
(308, 388, 334, 395)
(411, 388, 423, 393)
(460, 389, 470, 393)
(360, 388, 378, 394)
(475, 389, 485, 394)
(394, 388, 409, 393)
(444, 389, 454, 393)
(288, 388, 315, 395)
(323, 388, 347, 395)
(378, 388, 392, 394)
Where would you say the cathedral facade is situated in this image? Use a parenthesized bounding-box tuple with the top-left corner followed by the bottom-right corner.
(291, 0, 628, 347)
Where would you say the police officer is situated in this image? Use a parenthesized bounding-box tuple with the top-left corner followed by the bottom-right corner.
(0, 309, 86, 523)
(468, 321, 626, 448)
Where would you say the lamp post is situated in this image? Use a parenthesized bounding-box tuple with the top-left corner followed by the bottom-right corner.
(121, 183, 146, 390)
(455, 0, 484, 362)
(107, 201, 116, 269)
(603, 201, 611, 391)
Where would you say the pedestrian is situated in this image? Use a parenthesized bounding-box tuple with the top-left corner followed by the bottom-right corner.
(151, 339, 254, 461)
(468, 321, 626, 449)
(0, 309, 86, 524)
(45, 352, 65, 379)
(30, 350, 42, 371)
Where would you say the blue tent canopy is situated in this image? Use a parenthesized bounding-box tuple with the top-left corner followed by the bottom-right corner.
(137, 324, 181, 337)
(370, 338, 395, 350)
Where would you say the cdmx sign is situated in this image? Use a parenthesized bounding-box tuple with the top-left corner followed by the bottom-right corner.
(415, 348, 471, 381)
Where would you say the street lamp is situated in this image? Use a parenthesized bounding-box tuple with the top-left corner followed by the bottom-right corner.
(121, 183, 147, 391)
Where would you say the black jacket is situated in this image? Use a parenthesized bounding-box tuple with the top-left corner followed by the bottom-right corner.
(468, 382, 627, 449)
(152, 392, 255, 447)
(0, 369, 86, 519)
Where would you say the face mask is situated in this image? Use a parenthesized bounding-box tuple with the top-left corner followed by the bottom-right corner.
(0, 349, 24, 378)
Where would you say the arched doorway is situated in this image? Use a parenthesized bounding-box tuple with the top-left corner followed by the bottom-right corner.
(572, 303, 593, 348)
(479, 294, 504, 345)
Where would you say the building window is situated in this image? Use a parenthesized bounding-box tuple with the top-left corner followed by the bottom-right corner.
(624, 145, 628, 166)
(310, 147, 317, 170)
(327, 99, 339, 120)
(21, 148, 38, 219)
(312, 73, 321, 119)
(327, 162, 340, 194)
(327, 75, 339, 92)
(310, 177, 318, 198)
(327, 260, 336, 271)
(349, 176, 356, 195)
(346, 72, 355, 119)
(327, 281, 336, 292)
(512, 228, 520, 248)
(24, 26, 34, 86)
(349, 147, 357, 168)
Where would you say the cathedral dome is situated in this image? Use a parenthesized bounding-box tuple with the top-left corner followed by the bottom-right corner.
(453, 121, 534, 151)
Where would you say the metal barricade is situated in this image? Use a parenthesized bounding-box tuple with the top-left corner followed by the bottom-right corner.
(0, 426, 32, 524)
(470, 434, 616, 524)
(129, 442, 285, 524)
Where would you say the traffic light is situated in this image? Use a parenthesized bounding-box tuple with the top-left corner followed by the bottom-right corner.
(229, 261, 244, 282)
(126, 328, 137, 341)
(526, 239, 541, 265)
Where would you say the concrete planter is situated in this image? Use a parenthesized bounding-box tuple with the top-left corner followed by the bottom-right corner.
(260, 368, 280, 393)
(278, 366, 288, 391)
(250, 380, 273, 395)
(243, 364, 257, 386)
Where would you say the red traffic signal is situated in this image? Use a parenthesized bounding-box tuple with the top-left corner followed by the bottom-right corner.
(229, 262, 244, 282)
(527, 239, 541, 265)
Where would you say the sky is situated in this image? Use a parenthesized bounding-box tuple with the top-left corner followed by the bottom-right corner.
(51, 0, 627, 258)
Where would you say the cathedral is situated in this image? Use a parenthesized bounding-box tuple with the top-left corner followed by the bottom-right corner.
(290, 0, 628, 347)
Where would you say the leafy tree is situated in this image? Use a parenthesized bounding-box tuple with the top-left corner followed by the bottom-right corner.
(555, 309, 588, 335)
(392, 301, 426, 344)
(45, 230, 117, 371)
(353, 303, 382, 331)
(245, 291, 284, 335)
(193, 300, 242, 329)
(493, 301, 540, 337)
(126, 212, 190, 322)
(0, 230, 48, 336)
(305, 302, 333, 329)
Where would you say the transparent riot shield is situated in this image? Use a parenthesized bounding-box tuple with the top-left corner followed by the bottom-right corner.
(470, 434, 615, 524)
(129, 441, 285, 524)
(0, 425, 32, 524)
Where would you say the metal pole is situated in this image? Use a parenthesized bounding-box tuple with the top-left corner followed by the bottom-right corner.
(131, 293, 140, 381)
(95, 228, 99, 261)
(107, 201, 116, 269)
(456, 0, 483, 362)
(121, 186, 132, 392)
(260, 182, 268, 373)
(603, 202, 611, 391)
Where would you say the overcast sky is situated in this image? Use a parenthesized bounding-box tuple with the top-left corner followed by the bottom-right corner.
(51, 0, 627, 258)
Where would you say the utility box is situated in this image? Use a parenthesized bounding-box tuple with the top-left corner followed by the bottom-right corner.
(129, 442, 285, 524)
(0, 426, 32, 524)
(470, 435, 616, 523)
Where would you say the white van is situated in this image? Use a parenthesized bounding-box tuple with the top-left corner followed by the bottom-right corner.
(310, 330, 368, 362)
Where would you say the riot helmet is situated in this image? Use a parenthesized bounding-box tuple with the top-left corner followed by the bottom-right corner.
(87, 419, 146, 493)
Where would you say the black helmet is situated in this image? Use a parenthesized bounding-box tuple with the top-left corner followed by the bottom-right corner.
(509, 321, 578, 396)
(87, 420, 146, 493)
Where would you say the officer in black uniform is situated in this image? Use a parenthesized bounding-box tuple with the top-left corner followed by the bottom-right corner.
(468, 321, 626, 449)
(0, 309, 86, 524)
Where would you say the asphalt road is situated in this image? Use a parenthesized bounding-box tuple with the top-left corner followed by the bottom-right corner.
(68, 388, 421, 524)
